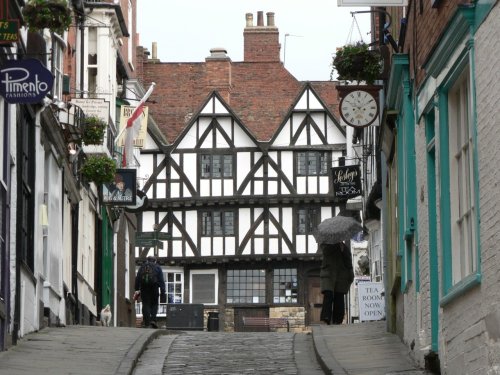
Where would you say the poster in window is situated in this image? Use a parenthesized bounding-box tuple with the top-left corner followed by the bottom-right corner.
(102, 168, 137, 205)
(332, 165, 362, 200)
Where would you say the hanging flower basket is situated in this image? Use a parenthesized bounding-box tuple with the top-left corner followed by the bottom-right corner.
(81, 116, 107, 145)
(81, 155, 116, 185)
(23, 0, 72, 35)
(331, 42, 382, 85)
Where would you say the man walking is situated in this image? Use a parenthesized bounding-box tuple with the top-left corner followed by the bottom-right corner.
(135, 255, 166, 328)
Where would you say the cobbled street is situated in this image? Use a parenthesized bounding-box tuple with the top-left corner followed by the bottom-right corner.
(134, 331, 324, 375)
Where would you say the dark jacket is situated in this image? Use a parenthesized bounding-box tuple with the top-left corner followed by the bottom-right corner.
(319, 243, 355, 294)
(135, 261, 166, 295)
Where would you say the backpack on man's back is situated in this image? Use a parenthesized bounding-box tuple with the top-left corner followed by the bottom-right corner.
(141, 261, 158, 287)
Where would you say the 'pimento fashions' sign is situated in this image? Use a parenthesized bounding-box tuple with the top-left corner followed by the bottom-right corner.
(0, 59, 54, 104)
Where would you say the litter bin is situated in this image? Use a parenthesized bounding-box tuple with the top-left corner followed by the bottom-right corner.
(207, 312, 219, 331)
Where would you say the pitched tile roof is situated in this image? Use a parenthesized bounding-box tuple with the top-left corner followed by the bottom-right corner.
(141, 59, 340, 144)
(137, 10, 341, 144)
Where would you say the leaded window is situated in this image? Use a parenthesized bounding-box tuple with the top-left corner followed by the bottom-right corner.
(297, 207, 320, 235)
(201, 154, 233, 178)
(297, 151, 328, 176)
(201, 210, 235, 236)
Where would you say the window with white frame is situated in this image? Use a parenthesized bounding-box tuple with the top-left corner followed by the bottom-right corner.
(87, 27, 98, 97)
(190, 269, 218, 304)
(448, 66, 478, 286)
(51, 36, 65, 100)
(165, 269, 183, 303)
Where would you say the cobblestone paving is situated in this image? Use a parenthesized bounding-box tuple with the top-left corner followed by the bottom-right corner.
(162, 332, 299, 375)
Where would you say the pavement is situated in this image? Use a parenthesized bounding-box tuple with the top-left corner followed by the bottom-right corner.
(312, 321, 429, 374)
(0, 321, 429, 375)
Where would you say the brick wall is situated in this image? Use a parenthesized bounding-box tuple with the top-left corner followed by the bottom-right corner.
(243, 11, 280, 63)
(396, 0, 473, 87)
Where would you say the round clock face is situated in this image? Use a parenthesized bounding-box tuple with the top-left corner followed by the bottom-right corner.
(339, 90, 379, 128)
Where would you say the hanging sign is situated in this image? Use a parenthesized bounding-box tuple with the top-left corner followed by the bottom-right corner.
(102, 168, 137, 206)
(0, 59, 54, 103)
(332, 165, 362, 199)
(0, 20, 19, 43)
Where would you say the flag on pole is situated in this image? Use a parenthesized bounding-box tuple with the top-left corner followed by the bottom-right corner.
(122, 82, 156, 167)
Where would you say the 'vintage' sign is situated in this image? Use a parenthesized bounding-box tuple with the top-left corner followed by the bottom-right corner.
(332, 165, 362, 199)
(0, 59, 53, 103)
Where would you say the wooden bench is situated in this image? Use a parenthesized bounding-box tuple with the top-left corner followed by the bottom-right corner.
(242, 317, 290, 332)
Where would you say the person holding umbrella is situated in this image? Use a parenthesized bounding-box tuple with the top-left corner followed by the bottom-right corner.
(319, 241, 355, 325)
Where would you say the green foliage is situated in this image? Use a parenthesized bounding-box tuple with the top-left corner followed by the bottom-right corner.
(331, 42, 382, 85)
(23, 0, 72, 35)
(82, 116, 107, 145)
(81, 155, 116, 185)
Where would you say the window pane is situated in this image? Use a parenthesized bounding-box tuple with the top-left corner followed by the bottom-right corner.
(201, 155, 211, 178)
(320, 152, 328, 174)
(202, 212, 211, 235)
(213, 155, 222, 178)
(307, 153, 317, 174)
(298, 209, 306, 234)
(213, 211, 223, 235)
(223, 155, 232, 177)
(224, 211, 234, 235)
(297, 152, 306, 175)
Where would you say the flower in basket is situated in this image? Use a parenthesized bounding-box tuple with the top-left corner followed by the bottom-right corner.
(331, 42, 382, 85)
(81, 155, 116, 185)
(23, 0, 72, 35)
(82, 116, 107, 145)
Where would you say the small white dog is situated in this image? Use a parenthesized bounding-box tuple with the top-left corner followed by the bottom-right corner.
(100, 304, 112, 327)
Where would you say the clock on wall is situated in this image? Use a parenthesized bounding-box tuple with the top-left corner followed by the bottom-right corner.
(339, 89, 379, 128)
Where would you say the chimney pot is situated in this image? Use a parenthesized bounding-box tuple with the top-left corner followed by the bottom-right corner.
(206, 47, 229, 60)
(257, 11, 264, 26)
(245, 13, 253, 27)
(266, 12, 275, 27)
(152, 42, 157, 60)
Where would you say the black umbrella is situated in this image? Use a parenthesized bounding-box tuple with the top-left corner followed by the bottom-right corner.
(313, 215, 363, 245)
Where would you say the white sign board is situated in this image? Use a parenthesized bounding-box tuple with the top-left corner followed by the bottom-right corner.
(338, 0, 407, 6)
(358, 282, 385, 321)
(71, 98, 110, 122)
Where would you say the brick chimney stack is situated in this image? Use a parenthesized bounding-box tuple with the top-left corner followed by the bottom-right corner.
(244, 11, 280, 63)
(205, 47, 232, 103)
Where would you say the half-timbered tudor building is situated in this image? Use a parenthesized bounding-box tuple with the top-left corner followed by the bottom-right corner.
(134, 11, 351, 331)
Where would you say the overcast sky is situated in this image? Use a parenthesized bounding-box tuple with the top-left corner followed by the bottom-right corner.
(137, 0, 372, 82)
